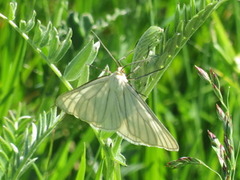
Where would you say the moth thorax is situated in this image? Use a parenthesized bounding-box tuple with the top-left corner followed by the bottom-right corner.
(115, 67, 128, 83)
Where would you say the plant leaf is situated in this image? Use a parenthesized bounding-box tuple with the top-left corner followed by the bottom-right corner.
(63, 40, 100, 82)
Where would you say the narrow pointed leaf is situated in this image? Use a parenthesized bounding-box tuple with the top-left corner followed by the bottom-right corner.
(31, 123, 37, 146)
(0, 150, 9, 167)
(77, 41, 100, 85)
(132, 26, 163, 63)
(51, 29, 72, 63)
(131, 26, 164, 91)
(19, 20, 27, 31)
(63, 40, 99, 81)
(33, 20, 43, 45)
(10, 143, 19, 154)
(76, 143, 86, 180)
(0, 137, 12, 154)
(48, 28, 60, 60)
(25, 11, 36, 32)
(40, 22, 52, 48)
(2, 126, 15, 143)
(9, 2, 17, 20)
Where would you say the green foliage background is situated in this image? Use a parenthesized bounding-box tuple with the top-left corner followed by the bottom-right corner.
(0, 0, 239, 179)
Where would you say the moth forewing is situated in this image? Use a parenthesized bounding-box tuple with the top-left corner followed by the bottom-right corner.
(56, 67, 179, 151)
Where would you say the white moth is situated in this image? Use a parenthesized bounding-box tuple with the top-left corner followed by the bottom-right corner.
(56, 67, 179, 151)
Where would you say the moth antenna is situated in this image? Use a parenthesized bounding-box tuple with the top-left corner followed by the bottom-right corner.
(132, 67, 165, 80)
(87, 64, 102, 71)
(118, 50, 134, 62)
(122, 57, 152, 70)
(91, 31, 122, 67)
(126, 66, 140, 77)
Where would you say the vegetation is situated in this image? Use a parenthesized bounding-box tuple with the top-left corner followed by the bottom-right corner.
(0, 0, 239, 179)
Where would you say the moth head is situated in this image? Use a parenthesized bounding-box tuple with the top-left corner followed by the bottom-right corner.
(115, 67, 128, 82)
(116, 67, 125, 75)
